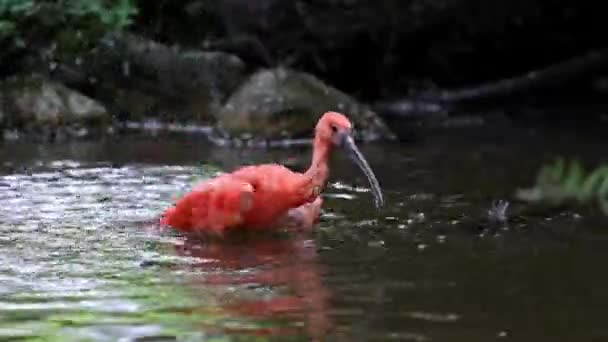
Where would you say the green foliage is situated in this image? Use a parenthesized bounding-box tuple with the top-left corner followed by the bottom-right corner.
(0, 0, 35, 37)
(66, 0, 137, 30)
(517, 158, 608, 214)
(1, 0, 137, 68)
(1, 0, 137, 31)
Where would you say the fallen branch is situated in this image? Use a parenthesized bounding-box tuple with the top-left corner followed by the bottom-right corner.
(375, 48, 608, 117)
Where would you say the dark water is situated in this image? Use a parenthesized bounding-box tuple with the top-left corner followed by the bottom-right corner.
(2, 126, 608, 341)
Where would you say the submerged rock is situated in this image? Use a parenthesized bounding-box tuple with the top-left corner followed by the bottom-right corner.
(0, 75, 109, 139)
(216, 68, 395, 141)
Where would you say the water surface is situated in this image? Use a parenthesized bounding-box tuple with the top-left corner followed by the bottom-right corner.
(2, 126, 608, 341)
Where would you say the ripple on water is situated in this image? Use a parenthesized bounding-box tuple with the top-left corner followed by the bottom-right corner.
(0, 162, 219, 340)
(1, 160, 345, 341)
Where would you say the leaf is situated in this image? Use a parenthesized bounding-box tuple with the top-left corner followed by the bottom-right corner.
(518, 158, 608, 216)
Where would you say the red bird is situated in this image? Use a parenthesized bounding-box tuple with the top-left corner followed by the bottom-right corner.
(161, 111, 383, 235)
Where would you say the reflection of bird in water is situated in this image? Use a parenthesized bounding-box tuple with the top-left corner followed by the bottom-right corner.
(175, 233, 332, 340)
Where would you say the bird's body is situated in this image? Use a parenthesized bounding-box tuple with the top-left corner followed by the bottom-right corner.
(220, 164, 317, 228)
(161, 163, 322, 234)
(160, 111, 383, 235)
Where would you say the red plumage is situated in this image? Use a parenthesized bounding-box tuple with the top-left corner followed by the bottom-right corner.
(160, 111, 383, 235)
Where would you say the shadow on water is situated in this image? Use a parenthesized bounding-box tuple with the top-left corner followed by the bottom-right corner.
(2, 122, 608, 341)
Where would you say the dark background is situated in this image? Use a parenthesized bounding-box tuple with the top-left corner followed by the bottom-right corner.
(2, 0, 608, 138)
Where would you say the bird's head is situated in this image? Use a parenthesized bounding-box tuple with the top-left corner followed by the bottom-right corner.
(315, 111, 384, 208)
(315, 111, 353, 147)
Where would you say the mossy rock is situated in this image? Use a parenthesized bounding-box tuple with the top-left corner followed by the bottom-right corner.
(216, 68, 395, 141)
(68, 33, 248, 123)
(0, 75, 109, 133)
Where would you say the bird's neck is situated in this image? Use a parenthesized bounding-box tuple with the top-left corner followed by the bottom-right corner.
(305, 137, 332, 191)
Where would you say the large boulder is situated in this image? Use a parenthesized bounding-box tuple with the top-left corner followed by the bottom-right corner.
(53, 33, 248, 123)
(0, 75, 109, 138)
(216, 68, 395, 141)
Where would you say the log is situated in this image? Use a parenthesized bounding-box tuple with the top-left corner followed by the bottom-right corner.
(375, 48, 608, 117)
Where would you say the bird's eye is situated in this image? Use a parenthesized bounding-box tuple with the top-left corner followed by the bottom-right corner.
(330, 125, 338, 133)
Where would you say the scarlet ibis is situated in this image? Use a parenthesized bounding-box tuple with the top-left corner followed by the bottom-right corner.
(161, 111, 383, 234)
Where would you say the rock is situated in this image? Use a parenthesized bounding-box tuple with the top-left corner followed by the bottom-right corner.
(53, 33, 248, 123)
(0, 75, 109, 138)
(216, 68, 395, 141)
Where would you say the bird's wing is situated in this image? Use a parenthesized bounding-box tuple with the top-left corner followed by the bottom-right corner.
(161, 177, 254, 234)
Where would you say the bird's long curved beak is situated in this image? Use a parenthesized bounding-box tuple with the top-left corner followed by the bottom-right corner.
(341, 134, 384, 208)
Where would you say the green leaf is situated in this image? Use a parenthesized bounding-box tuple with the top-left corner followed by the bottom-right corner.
(518, 158, 608, 216)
